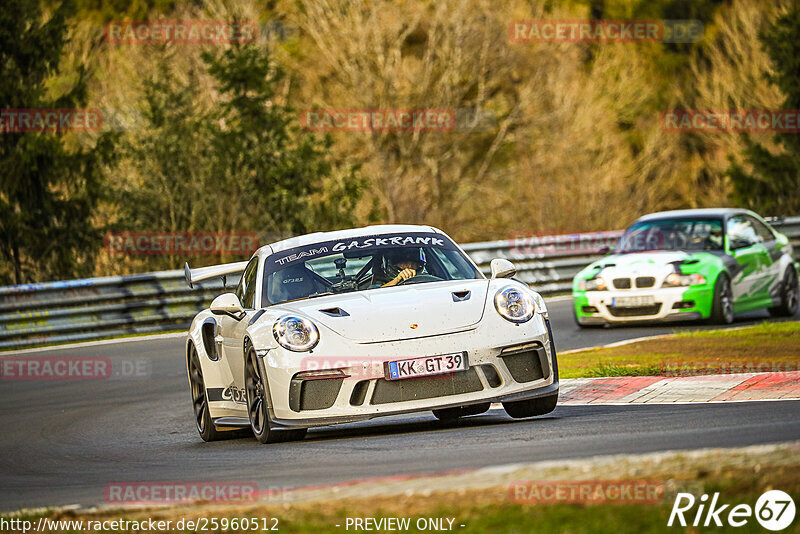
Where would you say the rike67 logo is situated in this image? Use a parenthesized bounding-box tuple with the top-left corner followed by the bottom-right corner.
(669, 490, 796, 531)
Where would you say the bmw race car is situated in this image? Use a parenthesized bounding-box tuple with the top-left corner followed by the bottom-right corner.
(572, 209, 799, 326)
(184, 225, 559, 443)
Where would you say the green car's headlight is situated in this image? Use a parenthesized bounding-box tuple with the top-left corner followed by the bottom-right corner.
(494, 286, 535, 323)
(579, 276, 608, 291)
(662, 273, 706, 287)
(273, 315, 320, 352)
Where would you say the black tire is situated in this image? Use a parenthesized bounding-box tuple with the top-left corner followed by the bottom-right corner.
(502, 393, 558, 419)
(244, 347, 307, 444)
(768, 267, 799, 317)
(432, 402, 491, 421)
(708, 273, 735, 325)
(187, 343, 230, 442)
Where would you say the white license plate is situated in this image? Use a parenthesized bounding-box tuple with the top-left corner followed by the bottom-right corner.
(612, 295, 656, 307)
(386, 353, 468, 380)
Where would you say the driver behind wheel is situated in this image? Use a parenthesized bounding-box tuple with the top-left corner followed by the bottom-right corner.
(380, 248, 426, 287)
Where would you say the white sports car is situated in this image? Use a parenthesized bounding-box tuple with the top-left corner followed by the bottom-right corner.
(184, 225, 559, 443)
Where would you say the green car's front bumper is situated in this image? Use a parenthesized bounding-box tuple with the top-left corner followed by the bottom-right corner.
(573, 283, 715, 325)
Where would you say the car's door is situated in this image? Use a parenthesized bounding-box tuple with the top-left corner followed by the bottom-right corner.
(726, 215, 771, 308)
(219, 256, 259, 398)
(747, 215, 783, 301)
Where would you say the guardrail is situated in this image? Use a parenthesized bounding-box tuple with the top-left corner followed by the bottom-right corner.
(2, 217, 798, 349)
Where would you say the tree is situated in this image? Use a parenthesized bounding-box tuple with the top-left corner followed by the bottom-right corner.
(0, 0, 115, 285)
(204, 44, 356, 238)
(110, 42, 363, 270)
(727, 6, 800, 214)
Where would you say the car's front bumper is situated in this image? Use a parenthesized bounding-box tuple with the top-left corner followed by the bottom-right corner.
(573, 285, 713, 325)
(259, 315, 558, 428)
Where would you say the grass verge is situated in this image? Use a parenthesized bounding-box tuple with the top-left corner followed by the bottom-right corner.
(559, 320, 800, 378)
(5, 443, 799, 533)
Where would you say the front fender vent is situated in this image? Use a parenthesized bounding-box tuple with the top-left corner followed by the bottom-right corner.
(452, 290, 471, 302)
(201, 318, 219, 361)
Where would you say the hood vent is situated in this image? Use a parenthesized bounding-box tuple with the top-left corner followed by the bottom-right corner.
(319, 307, 350, 317)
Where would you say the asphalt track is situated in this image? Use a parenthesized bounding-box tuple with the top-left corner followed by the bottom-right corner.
(1, 299, 798, 511)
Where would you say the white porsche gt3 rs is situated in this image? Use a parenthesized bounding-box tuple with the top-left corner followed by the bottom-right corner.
(183, 225, 559, 443)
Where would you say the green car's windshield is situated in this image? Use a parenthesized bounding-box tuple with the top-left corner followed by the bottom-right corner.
(261, 232, 481, 305)
(617, 218, 724, 253)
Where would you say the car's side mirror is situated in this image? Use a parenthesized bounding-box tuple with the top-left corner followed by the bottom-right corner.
(210, 293, 245, 320)
(490, 258, 517, 279)
(598, 245, 611, 255)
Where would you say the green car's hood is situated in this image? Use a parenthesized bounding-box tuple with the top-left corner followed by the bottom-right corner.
(601, 250, 701, 269)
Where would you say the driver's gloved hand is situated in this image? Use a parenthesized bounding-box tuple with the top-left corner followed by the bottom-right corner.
(382, 268, 416, 287)
(396, 268, 416, 282)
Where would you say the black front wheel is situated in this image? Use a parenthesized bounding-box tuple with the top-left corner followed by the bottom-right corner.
(708, 274, 735, 324)
(245, 348, 307, 444)
(769, 267, 799, 317)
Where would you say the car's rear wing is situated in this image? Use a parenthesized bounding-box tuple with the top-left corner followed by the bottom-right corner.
(184, 261, 248, 288)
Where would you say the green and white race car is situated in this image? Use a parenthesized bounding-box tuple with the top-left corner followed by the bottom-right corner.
(572, 209, 799, 326)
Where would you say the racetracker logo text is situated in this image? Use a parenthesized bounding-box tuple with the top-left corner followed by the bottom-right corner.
(509, 20, 703, 43)
(0, 357, 150, 381)
(509, 480, 664, 504)
(104, 482, 257, 505)
(0, 109, 102, 132)
(510, 230, 621, 256)
(105, 20, 258, 44)
(298, 356, 462, 382)
(661, 110, 800, 133)
(300, 109, 456, 132)
(104, 231, 259, 256)
(661, 361, 800, 376)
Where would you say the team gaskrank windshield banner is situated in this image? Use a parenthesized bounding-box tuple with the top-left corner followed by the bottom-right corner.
(264, 232, 457, 273)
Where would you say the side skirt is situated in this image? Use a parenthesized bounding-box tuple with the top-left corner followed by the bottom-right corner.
(213, 416, 251, 430)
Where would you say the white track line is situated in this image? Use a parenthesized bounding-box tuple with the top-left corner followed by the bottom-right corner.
(2, 332, 186, 355)
(488, 398, 799, 410)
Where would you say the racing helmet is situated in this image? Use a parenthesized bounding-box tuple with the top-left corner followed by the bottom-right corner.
(382, 248, 426, 279)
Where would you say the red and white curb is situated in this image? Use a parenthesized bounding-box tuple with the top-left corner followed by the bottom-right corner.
(559, 371, 800, 404)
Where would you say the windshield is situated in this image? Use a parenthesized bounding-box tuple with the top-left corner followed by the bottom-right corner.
(261, 232, 482, 305)
(617, 218, 724, 253)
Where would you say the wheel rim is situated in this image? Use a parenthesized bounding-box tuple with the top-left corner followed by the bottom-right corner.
(188, 346, 207, 433)
(721, 279, 734, 322)
(786, 270, 798, 312)
(245, 350, 267, 435)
